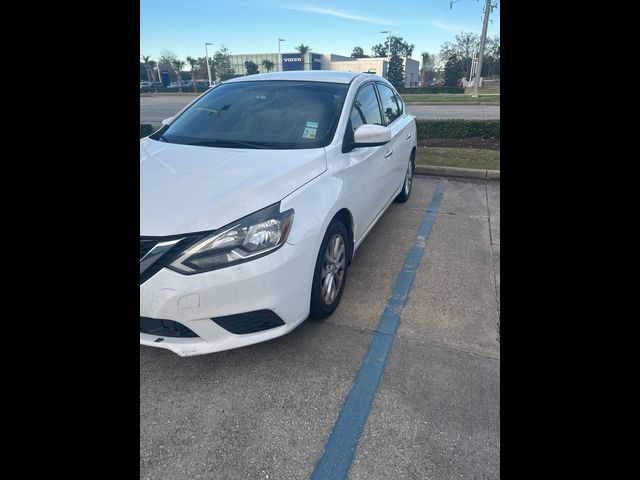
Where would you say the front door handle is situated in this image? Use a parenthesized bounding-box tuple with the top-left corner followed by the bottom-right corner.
(384, 149, 393, 158)
(405, 133, 412, 140)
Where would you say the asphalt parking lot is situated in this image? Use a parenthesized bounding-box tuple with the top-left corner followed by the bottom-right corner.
(140, 175, 500, 479)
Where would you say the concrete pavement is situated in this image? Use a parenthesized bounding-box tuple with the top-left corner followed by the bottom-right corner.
(140, 95, 500, 123)
(140, 176, 500, 479)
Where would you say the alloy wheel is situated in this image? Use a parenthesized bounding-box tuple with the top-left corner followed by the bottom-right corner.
(321, 233, 346, 305)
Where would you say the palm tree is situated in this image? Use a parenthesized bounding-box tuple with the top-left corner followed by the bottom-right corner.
(262, 59, 275, 73)
(295, 44, 311, 69)
(186, 56, 199, 92)
(171, 59, 185, 92)
(148, 60, 157, 82)
(140, 55, 152, 82)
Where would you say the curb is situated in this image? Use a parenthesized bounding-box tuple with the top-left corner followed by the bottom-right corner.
(415, 165, 500, 181)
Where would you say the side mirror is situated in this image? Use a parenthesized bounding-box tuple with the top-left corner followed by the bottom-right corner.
(353, 124, 391, 147)
(161, 117, 173, 126)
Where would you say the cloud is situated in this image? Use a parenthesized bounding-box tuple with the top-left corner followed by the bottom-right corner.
(281, 5, 396, 25)
(431, 20, 478, 33)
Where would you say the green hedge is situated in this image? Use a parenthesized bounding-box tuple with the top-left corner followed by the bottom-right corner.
(140, 120, 500, 140)
(397, 86, 465, 94)
(140, 124, 155, 138)
(416, 120, 500, 139)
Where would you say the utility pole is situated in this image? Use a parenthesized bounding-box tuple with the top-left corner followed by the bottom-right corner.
(472, 0, 492, 97)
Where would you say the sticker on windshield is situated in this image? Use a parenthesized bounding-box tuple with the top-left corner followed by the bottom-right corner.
(302, 126, 317, 139)
(305, 121, 319, 128)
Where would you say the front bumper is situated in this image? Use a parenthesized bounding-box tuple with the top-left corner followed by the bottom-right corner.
(140, 235, 319, 356)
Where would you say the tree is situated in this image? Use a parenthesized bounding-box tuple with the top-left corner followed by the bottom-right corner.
(447, 1, 500, 80)
(439, 32, 480, 80)
(213, 45, 234, 81)
(159, 50, 178, 82)
(482, 36, 500, 77)
(262, 59, 275, 72)
(139, 63, 148, 81)
(186, 56, 200, 92)
(295, 44, 311, 68)
(444, 56, 465, 86)
(420, 51, 435, 85)
(295, 44, 310, 55)
(386, 55, 405, 89)
(371, 36, 414, 58)
(244, 60, 259, 75)
(140, 55, 153, 82)
(351, 47, 368, 58)
(148, 60, 157, 82)
(171, 59, 185, 92)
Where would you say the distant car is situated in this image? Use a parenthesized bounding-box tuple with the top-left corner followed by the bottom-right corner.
(140, 81, 155, 93)
(140, 71, 417, 356)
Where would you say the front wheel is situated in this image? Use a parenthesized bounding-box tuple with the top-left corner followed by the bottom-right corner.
(395, 151, 415, 203)
(309, 220, 349, 319)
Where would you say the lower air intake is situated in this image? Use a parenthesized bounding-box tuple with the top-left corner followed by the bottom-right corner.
(140, 317, 199, 338)
(211, 310, 285, 335)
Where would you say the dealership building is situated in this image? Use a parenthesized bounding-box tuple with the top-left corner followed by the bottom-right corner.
(225, 52, 420, 87)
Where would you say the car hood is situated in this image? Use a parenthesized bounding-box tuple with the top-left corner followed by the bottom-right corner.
(140, 138, 326, 236)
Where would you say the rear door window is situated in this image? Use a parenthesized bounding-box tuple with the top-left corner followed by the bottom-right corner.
(376, 83, 402, 126)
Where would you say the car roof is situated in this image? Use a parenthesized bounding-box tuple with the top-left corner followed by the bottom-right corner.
(224, 70, 364, 85)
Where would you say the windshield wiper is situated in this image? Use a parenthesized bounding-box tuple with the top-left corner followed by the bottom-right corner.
(189, 139, 275, 149)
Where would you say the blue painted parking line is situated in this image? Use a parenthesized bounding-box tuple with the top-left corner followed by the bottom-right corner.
(311, 181, 446, 480)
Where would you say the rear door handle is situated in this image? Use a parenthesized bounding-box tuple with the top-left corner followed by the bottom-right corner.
(384, 149, 393, 158)
(405, 133, 412, 140)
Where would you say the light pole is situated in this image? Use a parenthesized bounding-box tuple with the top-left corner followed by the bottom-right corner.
(278, 38, 286, 72)
(204, 42, 213, 86)
(380, 30, 391, 78)
(380, 30, 392, 59)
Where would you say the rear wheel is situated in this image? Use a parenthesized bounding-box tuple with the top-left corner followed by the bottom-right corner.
(395, 151, 415, 203)
(309, 220, 349, 319)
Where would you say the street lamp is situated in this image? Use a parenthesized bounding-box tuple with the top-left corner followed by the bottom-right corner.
(204, 42, 213, 86)
(380, 30, 391, 59)
(278, 38, 286, 72)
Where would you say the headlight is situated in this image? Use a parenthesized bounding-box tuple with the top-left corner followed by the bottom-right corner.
(168, 203, 294, 274)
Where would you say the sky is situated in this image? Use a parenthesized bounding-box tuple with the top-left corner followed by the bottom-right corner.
(140, 0, 500, 65)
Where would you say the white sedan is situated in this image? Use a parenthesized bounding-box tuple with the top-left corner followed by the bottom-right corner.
(140, 70, 417, 356)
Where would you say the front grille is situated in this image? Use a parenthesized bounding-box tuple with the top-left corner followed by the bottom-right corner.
(140, 317, 199, 338)
(140, 239, 157, 260)
(212, 310, 285, 335)
(139, 234, 202, 285)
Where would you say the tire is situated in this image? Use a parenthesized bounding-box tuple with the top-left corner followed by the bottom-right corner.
(394, 150, 415, 203)
(309, 220, 349, 319)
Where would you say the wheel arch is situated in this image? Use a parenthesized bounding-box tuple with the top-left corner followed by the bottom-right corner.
(331, 208, 355, 264)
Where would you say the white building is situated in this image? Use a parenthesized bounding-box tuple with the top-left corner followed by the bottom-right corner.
(324, 55, 420, 88)
(226, 52, 420, 87)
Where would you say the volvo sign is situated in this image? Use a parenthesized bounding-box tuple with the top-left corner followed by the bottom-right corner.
(311, 53, 322, 70)
(282, 53, 304, 71)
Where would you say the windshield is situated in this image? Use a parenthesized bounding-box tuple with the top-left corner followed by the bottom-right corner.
(151, 80, 349, 149)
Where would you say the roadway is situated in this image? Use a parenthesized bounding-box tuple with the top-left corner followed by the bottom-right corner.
(140, 94, 500, 124)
